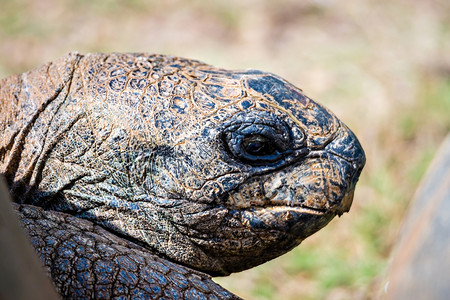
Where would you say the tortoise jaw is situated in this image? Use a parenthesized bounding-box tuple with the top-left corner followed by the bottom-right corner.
(267, 204, 329, 215)
(227, 190, 330, 215)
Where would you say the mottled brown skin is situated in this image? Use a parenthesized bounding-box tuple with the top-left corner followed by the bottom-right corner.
(0, 53, 365, 298)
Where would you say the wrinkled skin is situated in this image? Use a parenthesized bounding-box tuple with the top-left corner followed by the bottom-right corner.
(0, 53, 365, 296)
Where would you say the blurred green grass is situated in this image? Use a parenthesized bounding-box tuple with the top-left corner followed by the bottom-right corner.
(1, 0, 449, 299)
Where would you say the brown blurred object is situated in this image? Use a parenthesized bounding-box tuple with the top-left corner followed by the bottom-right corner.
(384, 134, 450, 300)
(0, 177, 59, 300)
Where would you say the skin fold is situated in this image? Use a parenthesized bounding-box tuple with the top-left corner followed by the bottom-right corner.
(0, 53, 365, 298)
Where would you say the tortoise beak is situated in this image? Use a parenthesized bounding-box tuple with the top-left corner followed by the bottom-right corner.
(323, 123, 366, 214)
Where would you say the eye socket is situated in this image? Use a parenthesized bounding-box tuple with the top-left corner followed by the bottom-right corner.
(242, 135, 276, 157)
(222, 112, 295, 166)
(224, 127, 289, 165)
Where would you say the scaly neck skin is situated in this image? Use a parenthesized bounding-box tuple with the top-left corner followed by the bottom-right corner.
(0, 53, 82, 201)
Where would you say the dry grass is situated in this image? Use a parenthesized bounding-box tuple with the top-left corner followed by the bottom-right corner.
(1, 0, 449, 299)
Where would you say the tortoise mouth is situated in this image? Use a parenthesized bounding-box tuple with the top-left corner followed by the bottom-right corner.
(226, 192, 330, 215)
(264, 204, 328, 215)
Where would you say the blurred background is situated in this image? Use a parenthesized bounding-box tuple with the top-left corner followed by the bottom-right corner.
(0, 0, 448, 299)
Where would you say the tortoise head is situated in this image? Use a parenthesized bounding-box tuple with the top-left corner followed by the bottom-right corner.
(23, 53, 365, 276)
(145, 69, 366, 275)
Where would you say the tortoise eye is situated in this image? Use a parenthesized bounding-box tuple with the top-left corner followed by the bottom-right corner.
(242, 135, 276, 157)
(223, 129, 286, 165)
(222, 112, 294, 166)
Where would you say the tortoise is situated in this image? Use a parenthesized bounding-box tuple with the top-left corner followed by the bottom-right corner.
(0, 52, 365, 299)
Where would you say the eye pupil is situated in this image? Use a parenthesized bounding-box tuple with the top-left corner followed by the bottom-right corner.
(242, 135, 275, 157)
(247, 141, 264, 154)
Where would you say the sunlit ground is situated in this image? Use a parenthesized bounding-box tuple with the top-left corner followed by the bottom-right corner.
(1, 0, 449, 299)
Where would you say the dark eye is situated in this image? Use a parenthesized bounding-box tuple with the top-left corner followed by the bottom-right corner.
(224, 129, 288, 165)
(242, 135, 276, 157)
(222, 112, 294, 166)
